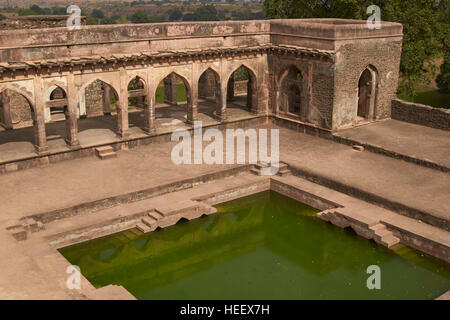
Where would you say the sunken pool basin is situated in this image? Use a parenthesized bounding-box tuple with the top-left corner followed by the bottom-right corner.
(59, 191, 450, 299)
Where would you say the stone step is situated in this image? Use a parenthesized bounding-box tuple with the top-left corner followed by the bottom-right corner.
(95, 146, 116, 160)
(277, 168, 291, 177)
(99, 151, 117, 160)
(374, 228, 391, 238)
(149, 210, 164, 220)
(142, 216, 157, 227)
(136, 222, 151, 234)
(379, 234, 400, 248)
(369, 224, 386, 232)
(250, 168, 262, 176)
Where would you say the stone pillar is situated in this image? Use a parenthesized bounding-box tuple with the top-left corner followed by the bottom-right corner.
(33, 77, 48, 153)
(102, 84, 111, 115)
(143, 93, 155, 133)
(0, 92, 13, 129)
(227, 73, 235, 102)
(217, 82, 227, 121)
(164, 73, 178, 105)
(248, 76, 259, 114)
(66, 74, 80, 148)
(118, 69, 129, 139)
(187, 82, 198, 124)
(137, 96, 145, 108)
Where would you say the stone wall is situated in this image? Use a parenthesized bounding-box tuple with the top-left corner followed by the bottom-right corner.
(391, 99, 450, 131)
(0, 90, 33, 129)
(270, 54, 335, 129)
(0, 15, 86, 30)
(234, 80, 248, 95)
(84, 81, 104, 117)
(332, 38, 403, 130)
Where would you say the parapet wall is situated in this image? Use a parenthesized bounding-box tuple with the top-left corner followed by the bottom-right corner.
(391, 99, 450, 131)
(0, 15, 86, 30)
(0, 19, 402, 63)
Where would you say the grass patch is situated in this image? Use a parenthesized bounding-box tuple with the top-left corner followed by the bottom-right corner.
(155, 84, 187, 104)
(398, 90, 450, 109)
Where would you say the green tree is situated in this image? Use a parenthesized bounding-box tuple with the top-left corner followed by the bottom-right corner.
(194, 5, 218, 21)
(102, 17, 117, 25)
(30, 4, 43, 15)
(51, 7, 67, 15)
(182, 13, 197, 21)
(91, 9, 105, 19)
(264, 0, 447, 97)
(436, 54, 450, 93)
(168, 8, 183, 21)
(0, 14, 5, 21)
(130, 11, 151, 23)
(436, 0, 450, 93)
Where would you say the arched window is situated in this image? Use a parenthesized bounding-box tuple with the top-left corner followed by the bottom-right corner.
(279, 66, 306, 121)
(47, 86, 67, 122)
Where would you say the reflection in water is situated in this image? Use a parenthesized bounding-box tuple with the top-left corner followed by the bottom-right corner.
(59, 191, 450, 300)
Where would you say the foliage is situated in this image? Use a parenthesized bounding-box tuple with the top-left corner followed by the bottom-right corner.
(0, 14, 5, 21)
(86, 17, 99, 25)
(436, 53, 450, 93)
(91, 9, 105, 19)
(168, 7, 183, 21)
(193, 5, 218, 21)
(130, 10, 151, 23)
(130, 10, 164, 23)
(264, 0, 448, 97)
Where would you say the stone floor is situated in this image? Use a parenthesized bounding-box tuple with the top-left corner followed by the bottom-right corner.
(333, 119, 450, 169)
(0, 97, 254, 163)
(278, 128, 450, 226)
(0, 119, 448, 299)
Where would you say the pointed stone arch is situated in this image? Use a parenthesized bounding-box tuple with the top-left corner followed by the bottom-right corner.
(197, 67, 223, 121)
(278, 65, 307, 121)
(357, 64, 379, 121)
(154, 71, 193, 126)
(226, 64, 258, 117)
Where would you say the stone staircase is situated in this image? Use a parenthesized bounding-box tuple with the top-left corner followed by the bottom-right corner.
(136, 201, 217, 234)
(369, 223, 400, 248)
(251, 162, 291, 176)
(318, 208, 400, 248)
(95, 146, 117, 160)
(136, 210, 164, 233)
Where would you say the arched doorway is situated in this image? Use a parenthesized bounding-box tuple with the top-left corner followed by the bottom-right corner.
(226, 65, 258, 119)
(44, 85, 78, 147)
(357, 67, 377, 120)
(77, 79, 120, 142)
(197, 68, 222, 123)
(155, 72, 191, 129)
(0, 88, 44, 157)
(46, 86, 67, 123)
(127, 76, 147, 130)
(288, 84, 301, 114)
(278, 66, 306, 121)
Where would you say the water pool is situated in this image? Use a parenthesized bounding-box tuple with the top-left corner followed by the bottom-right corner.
(59, 191, 450, 299)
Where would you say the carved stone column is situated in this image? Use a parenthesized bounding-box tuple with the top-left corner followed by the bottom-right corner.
(66, 74, 80, 148)
(33, 77, 48, 153)
(117, 69, 129, 139)
(0, 92, 13, 129)
(102, 84, 111, 115)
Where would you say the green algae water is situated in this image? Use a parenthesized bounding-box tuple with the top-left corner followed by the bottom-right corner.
(59, 191, 450, 300)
